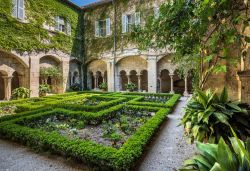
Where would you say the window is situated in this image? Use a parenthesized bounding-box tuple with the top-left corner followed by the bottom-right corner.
(12, 0, 25, 20)
(55, 16, 71, 35)
(95, 18, 111, 37)
(154, 7, 160, 19)
(122, 12, 140, 33)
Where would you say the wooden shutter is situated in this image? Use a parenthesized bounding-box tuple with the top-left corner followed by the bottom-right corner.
(55, 16, 59, 31)
(135, 12, 140, 26)
(12, 0, 18, 18)
(106, 18, 111, 36)
(122, 14, 127, 33)
(95, 21, 99, 37)
(18, 0, 25, 20)
(67, 20, 71, 35)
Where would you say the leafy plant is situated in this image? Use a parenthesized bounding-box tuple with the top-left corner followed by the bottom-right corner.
(11, 87, 31, 100)
(180, 128, 250, 171)
(40, 67, 62, 80)
(99, 82, 108, 91)
(125, 83, 137, 92)
(39, 84, 50, 96)
(181, 87, 250, 143)
(70, 83, 81, 91)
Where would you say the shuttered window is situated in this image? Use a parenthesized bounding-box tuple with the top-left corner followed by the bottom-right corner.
(122, 12, 140, 33)
(95, 18, 111, 37)
(12, 0, 25, 20)
(55, 16, 71, 35)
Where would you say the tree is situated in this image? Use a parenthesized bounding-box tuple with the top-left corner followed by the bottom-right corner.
(132, 0, 249, 89)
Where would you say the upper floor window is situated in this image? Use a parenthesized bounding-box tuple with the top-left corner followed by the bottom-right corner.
(55, 16, 71, 35)
(12, 0, 25, 20)
(95, 18, 111, 37)
(122, 12, 140, 33)
(154, 7, 160, 19)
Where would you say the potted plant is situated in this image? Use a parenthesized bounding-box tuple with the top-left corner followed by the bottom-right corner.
(125, 83, 137, 92)
(99, 82, 108, 91)
(39, 84, 50, 97)
(11, 87, 31, 100)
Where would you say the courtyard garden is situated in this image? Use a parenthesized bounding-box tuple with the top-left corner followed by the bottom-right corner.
(0, 91, 181, 170)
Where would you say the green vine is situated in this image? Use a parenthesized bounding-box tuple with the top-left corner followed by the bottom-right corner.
(0, 0, 83, 59)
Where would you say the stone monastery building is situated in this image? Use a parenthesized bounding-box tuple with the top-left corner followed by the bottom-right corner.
(0, 0, 250, 103)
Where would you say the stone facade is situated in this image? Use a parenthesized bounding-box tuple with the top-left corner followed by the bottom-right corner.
(0, 0, 250, 104)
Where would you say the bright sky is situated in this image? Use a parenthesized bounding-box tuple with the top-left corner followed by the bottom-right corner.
(70, 0, 99, 6)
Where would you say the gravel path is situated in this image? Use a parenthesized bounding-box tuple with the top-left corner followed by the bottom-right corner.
(0, 139, 89, 171)
(137, 96, 196, 171)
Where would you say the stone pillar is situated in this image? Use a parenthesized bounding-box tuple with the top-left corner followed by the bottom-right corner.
(29, 57, 40, 97)
(94, 75, 98, 89)
(3, 76, 12, 100)
(169, 73, 175, 94)
(107, 60, 115, 92)
(61, 59, 70, 93)
(127, 74, 131, 84)
(117, 74, 122, 91)
(237, 71, 250, 104)
(183, 76, 189, 96)
(137, 74, 142, 92)
(147, 56, 157, 93)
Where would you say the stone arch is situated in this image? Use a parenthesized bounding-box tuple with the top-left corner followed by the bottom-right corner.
(69, 59, 82, 87)
(39, 55, 62, 94)
(157, 55, 176, 75)
(129, 70, 138, 91)
(116, 56, 147, 73)
(120, 70, 128, 91)
(173, 70, 185, 94)
(87, 59, 107, 90)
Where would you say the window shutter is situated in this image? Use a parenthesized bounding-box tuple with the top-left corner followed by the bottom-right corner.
(154, 7, 160, 19)
(12, 0, 18, 18)
(106, 18, 111, 36)
(135, 12, 140, 26)
(67, 20, 71, 35)
(95, 21, 99, 37)
(18, 0, 25, 20)
(55, 16, 59, 31)
(122, 14, 127, 33)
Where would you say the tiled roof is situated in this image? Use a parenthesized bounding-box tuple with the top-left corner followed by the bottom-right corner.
(82, 0, 113, 10)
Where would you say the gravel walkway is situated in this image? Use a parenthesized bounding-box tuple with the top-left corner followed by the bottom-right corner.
(0, 139, 89, 171)
(137, 96, 196, 171)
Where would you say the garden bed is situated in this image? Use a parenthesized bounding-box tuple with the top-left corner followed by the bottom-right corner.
(0, 92, 180, 170)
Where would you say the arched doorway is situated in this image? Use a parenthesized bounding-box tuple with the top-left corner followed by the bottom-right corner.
(11, 71, 20, 92)
(0, 72, 6, 100)
(141, 70, 148, 92)
(173, 70, 185, 94)
(160, 69, 171, 93)
(96, 71, 103, 88)
(120, 70, 128, 91)
(130, 70, 138, 91)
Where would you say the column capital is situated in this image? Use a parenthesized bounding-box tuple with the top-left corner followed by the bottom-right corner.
(147, 56, 157, 61)
(2, 76, 13, 80)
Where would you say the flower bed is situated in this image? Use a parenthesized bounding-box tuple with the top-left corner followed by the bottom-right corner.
(0, 92, 180, 170)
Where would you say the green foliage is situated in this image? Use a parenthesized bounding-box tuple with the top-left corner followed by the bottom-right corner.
(70, 83, 81, 91)
(181, 88, 250, 143)
(11, 87, 30, 100)
(39, 84, 50, 96)
(180, 129, 250, 171)
(125, 83, 137, 92)
(99, 82, 108, 90)
(0, 0, 83, 57)
(40, 67, 62, 80)
(133, 0, 249, 89)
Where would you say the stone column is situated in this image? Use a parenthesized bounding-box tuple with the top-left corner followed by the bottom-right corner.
(169, 73, 175, 94)
(127, 74, 131, 84)
(29, 57, 40, 97)
(183, 76, 189, 96)
(61, 59, 70, 93)
(137, 74, 142, 92)
(3, 76, 12, 100)
(107, 60, 115, 92)
(94, 75, 98, 89)
(117, 74, 122, 91)
(147, 56, 157, 93)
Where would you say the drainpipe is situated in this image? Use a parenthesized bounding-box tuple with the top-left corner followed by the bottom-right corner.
(112, 0, 117, 91)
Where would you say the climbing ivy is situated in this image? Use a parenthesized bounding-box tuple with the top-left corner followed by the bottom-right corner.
(84, 0, 157, 61)
(0, 0, 83, 58)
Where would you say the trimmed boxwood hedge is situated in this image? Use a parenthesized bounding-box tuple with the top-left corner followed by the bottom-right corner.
(0, 92, 180, 170)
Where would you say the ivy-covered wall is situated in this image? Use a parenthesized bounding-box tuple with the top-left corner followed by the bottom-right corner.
(0, 0, 83, 59)
(83, 0, 164, 61)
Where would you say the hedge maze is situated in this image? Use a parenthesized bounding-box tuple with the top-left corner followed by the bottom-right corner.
(0, 92, 181, 170)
